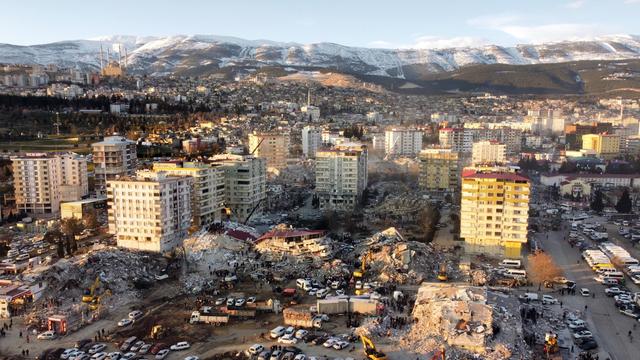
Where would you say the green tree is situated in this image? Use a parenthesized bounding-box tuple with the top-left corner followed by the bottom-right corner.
(60, 218, 84, 238)
(591, 190, 605, 213)
(616, 188, 633, 214)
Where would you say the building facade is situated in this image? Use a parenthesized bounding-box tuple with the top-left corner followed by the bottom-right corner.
(211, 154, 267, 222)
(302, 126, 322, 158)
(12, 153, 88, 215)
(248, 131, 290, 171)
(107, 171, 192, 253)
(92, 136, 137, 192)
(439, 128, 472, 153)
(460, 172, 530, 258)
(471, 141, 507, 165)
(418, 149, 460, 192)
(384, 128, 423, 157)
(152, 161, 225, 227)
(315, 144, 368, 211)
(581, 134, 621, 159)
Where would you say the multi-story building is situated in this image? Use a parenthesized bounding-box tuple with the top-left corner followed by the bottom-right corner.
(12, 153, 88, 215)
(211, 154, 266, 221)
(315, 144, 368, 211)
(439, 127, 472, 153)
(107, 171, 192, 253)
(418, 149, 460, 192)
(460, 171, 530, 258)
(248, 131, 290, 171)
(384, 128, 423, 157)
(564, 122, 613, 150)
(472, 141, 507, 165)
(581, 134, 621, 159)
(302, 126, 322, 158)
(152, 161, 225, 227)
(92, 136, 137, 192)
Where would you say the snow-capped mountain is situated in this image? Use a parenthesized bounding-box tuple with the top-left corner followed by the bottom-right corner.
(1, 34, 640, 79)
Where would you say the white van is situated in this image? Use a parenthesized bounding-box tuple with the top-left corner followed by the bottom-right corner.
(270, 326, 286, 339)
(604, 272, 625, 280)
(597, 267, 618, 274)
(500, 259, 522, 269)
(316, 288, 329, 299)
(504, 269, 527, 278)
(296, 279, 311, 290)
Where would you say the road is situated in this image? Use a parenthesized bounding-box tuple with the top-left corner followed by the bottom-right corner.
(537, 225, 639, 360)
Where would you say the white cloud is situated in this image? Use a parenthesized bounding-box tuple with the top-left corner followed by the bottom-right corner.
(368, 36, 487, 49)
(624, 0, 640, 4)
(565, 0, 586, 8)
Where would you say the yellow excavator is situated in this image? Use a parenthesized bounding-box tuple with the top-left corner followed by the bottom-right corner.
(150, 325, 165, 340)
(89, 289, 111, 311)
(353, 252, 372, 279)
(544, 333, 559, 354)
(82, 276, 101, 303)
(361, 335, 386, 360)
(437, 263, 448, 282)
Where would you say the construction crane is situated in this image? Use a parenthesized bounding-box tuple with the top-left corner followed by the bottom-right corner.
(360, 335, 386, 360)
(222, 199, 263, 224)
(353, 252, 372, 278)
(82, 276, 101, 303)
(437, 262, 448, 282)
(250, 137, 265, 155)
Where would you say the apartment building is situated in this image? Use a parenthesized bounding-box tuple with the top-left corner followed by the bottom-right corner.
(12, 153, 88, 215)
(582, 134, 621, 159)
(248, 131, 290, 170)
(471, 141, 507, 165)
(107, 171, 192, 253)
(384, 128, 423, 157)
(315, 144, 368, 211)
(418, 149, 461, 192)
(460, 171, 530, 258)
(92, 136, 137, 192)
(302, 126, 322, 158)
(439, 127, 472, 153)
(152, 161, 225, 227)
(211, 154, 266, 222)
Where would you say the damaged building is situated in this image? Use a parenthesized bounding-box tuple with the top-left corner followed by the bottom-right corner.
(255, 226, 333, 259)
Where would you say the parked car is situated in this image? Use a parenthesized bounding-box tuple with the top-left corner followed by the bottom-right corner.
(170, 342, 190, 351)
(247, 344, 265, 356)
(91, 353, 108, 360)
(118, 319, 133, 327)
(269, 350, 282, 360)
(580, 288, 590, 297)
(295, 330, 308, 340)
(37, 330, 57, 340)
(568, 319, 587, 330)
(139, 344, 152, 354)
(107, 352, 122, 360)
(278, 334, 298, 344)
(542, 295, 558, 305)
(154, 349, 170, 360)
(89, 344, 107, 354)
(573, 330, 594, 340)
(128, 310, 143, 321)
(332, 341, 350, 350)
(605, 287, 624, 296)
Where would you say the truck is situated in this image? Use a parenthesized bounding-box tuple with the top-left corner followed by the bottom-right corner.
(283, 307, 323, 329)
(189, 311, 229, 325)
(224, 308, 256, 318)
(317, 298, 349, 314)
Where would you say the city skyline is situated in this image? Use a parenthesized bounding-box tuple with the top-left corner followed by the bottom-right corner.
(2, 0, 640, 48)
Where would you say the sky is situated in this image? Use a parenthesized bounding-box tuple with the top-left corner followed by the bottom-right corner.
(2, 0, 640, 48)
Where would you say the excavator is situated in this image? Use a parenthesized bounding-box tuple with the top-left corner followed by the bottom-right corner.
(437, 263, 448, 282)
(150, 325, 166, 340)
(89, 289, 111, 311)
(360, 335, 386, 360)
(82, 276, 101, 303)
(353, 252, 372, 279)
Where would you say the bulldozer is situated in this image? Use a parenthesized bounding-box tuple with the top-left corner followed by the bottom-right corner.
(437, 263, 448, 282)
(82, 276, 101, 303)
(544, 333, 559, 354)
(361, 335, 386, 360)
(150, 325, 166, 340)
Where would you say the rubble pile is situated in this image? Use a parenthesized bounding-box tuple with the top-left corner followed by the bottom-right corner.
(360, 228, 455, 284)
(183, 229, 250, 268)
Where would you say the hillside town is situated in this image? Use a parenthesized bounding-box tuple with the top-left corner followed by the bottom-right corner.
(1, 20, 640, 360)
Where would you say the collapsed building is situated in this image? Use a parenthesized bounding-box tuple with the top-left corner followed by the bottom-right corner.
(255, 226, 332, 260)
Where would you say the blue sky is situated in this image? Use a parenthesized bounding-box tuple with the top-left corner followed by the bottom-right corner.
(3, 0, 640, 47)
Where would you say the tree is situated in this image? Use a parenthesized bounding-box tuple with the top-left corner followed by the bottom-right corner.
(83, 209, 100, 229)
(590, 190, 605, 213)
(616, 189, 633, 214)
(527, 252, 562, 284)
(60, 218, 84, 238)
(56, 239, 65, 258)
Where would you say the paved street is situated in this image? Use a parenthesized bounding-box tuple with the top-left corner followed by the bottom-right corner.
(538, 226, 639, 360)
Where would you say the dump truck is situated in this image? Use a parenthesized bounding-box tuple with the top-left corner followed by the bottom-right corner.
(189, 311, 230, 325)
(283, 307, 323, 329)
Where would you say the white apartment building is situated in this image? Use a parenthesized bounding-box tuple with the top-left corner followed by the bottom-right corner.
(472, 141, 507, 165)
(384, 128, 423, 157)
(152, 161, 225, 227)
(12, 153, 88, 215)
(302, 126, 322, 158)
(248, 131, 290, 171)
(92, 136, 137, 192)
(211, 154, 267, 222)
(439, 128, 472, 153)
(315, 144, 368, 211)
(107, 171, 192, 253)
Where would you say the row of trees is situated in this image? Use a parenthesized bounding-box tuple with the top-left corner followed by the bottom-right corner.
(590, 188, 633, 214)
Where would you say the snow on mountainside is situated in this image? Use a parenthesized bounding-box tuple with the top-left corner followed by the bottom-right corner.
(1, 34, 640, 79)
